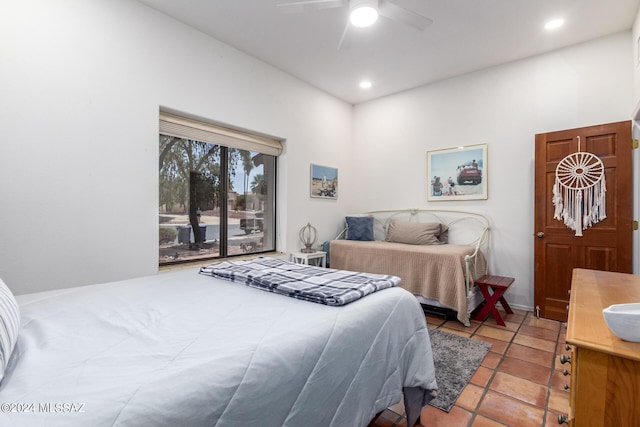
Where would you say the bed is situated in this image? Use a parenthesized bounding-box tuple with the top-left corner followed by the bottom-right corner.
(0, 259, 437, 427)
(329, 209, 490, 326)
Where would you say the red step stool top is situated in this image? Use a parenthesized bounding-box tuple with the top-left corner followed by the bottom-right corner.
(475, 275, 514, 289)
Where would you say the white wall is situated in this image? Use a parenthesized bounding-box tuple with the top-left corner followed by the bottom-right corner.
(352, 32, 633, 311)
(0, 0, 354, 294)
(634, 8, 640, 111)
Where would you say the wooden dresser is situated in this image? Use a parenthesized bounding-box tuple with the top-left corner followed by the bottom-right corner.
(563, 269, 640, 426)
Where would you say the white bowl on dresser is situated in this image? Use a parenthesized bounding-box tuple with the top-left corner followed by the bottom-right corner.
(602, 303, 640, 342)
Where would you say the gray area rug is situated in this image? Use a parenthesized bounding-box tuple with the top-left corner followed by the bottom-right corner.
(428, 328, 492, 412)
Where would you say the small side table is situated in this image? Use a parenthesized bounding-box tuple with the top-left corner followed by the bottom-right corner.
(472, 275, 514, 327)
(290, 251, 326, 267)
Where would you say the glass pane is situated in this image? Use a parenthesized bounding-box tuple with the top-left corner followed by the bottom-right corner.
(227, 149, 276, 256)
(159, 135, 221, 264)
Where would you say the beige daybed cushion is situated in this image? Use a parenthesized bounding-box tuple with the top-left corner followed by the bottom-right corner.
(330, 240, 486, 325)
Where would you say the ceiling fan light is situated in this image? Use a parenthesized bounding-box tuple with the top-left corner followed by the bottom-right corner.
(350, 6, 378, 27)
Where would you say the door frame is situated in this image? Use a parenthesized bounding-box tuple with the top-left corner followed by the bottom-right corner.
(633, 120, 640, 274)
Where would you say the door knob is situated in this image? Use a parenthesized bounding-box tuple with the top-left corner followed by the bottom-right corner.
(536, 232, 544, 238)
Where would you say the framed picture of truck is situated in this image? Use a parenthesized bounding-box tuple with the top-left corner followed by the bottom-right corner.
(427, 143, 488, 201)
(310, 164, 338, 199)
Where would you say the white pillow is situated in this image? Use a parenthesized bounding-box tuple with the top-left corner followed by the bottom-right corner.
(0, 278, 20, 382)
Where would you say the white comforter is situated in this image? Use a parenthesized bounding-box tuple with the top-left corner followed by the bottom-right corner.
(0, 267, 436, 426)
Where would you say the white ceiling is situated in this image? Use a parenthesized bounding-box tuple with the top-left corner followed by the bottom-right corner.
(136, 0, 640, 104)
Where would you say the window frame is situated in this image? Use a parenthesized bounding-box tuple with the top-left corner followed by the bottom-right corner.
(158, 111, 280, 266)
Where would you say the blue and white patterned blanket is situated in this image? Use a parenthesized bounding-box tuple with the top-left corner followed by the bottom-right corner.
(199, 257, 400, 306)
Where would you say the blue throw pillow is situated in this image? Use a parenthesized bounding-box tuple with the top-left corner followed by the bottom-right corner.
(346, 216, 374, 241)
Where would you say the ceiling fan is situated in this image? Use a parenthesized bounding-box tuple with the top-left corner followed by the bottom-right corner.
(277, 0, 433, 49)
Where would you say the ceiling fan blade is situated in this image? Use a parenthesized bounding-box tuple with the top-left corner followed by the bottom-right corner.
(378, 0, 433, 31)
(337, 19, 351, 50)
(277, 0, 347, 13)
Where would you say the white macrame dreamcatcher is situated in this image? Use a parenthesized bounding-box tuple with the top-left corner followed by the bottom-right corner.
(552, 137, 606, 237)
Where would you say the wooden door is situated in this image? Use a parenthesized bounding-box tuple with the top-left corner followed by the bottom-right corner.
(534, 121, 633, 322)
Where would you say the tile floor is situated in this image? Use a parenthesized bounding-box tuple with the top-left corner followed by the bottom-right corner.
(368, 308, 570, 427)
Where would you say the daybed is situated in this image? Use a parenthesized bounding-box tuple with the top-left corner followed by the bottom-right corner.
(330, 209, 490, 326)
(0, 258, 436, 427)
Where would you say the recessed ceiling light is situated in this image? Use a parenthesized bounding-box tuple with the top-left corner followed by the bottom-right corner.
(545, 18, 564, 31)
(359, 80, 372, 89)
(350, 1, 379, 27)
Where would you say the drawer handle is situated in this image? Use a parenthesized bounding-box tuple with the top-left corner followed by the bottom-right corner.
(560, 355, 571, 364)
(563, 383, 570, 390)
(558, 414, 569, 424)
(562, 369, 570, 376)
(565, 344, 571, 351)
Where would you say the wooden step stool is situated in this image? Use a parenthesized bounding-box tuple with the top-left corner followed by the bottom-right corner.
(472, 275, 514, 327)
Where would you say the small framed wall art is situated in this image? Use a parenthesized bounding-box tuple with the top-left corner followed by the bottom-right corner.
(427, 143, 488, 201)
(310, 163, 338, 199)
